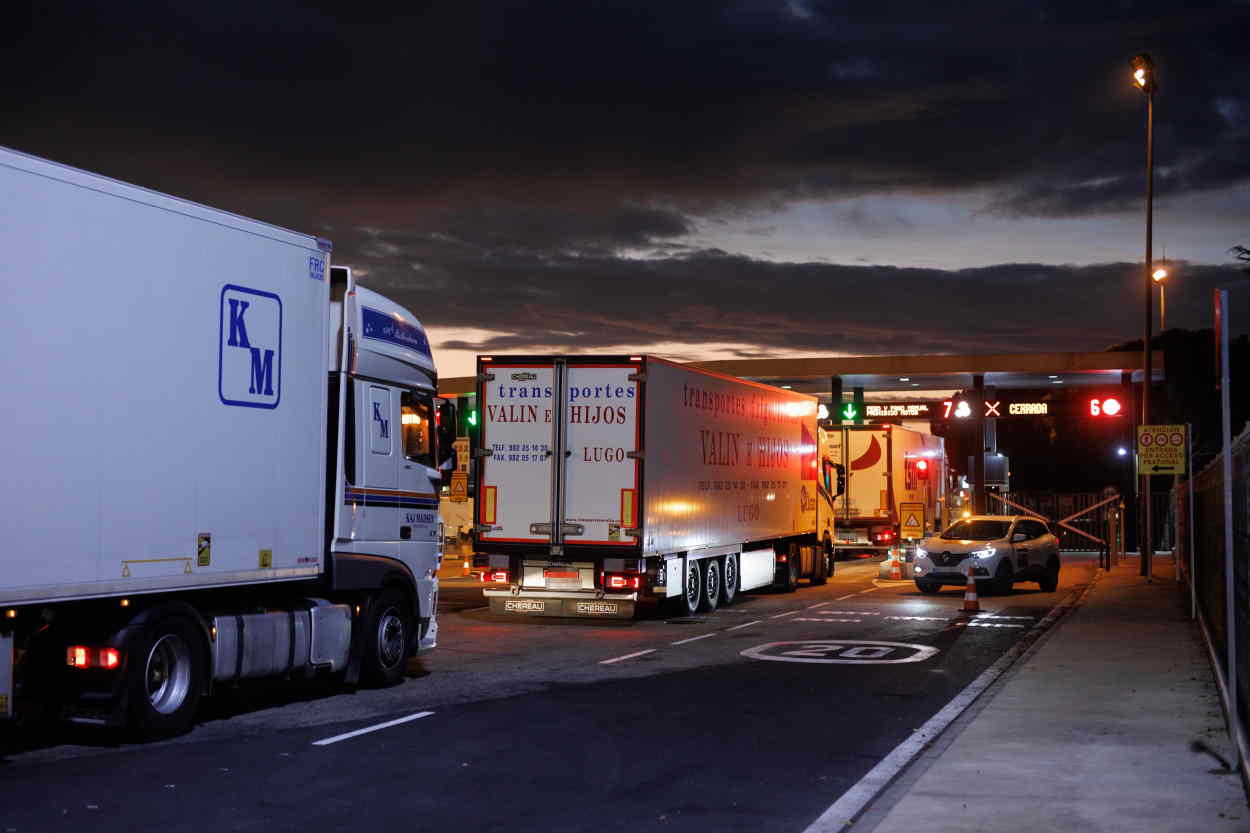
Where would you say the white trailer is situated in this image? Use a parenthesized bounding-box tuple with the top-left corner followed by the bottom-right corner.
(826, 424, 946, 555)
(472, 356, 837, 618)
(0, 147, 446, 738)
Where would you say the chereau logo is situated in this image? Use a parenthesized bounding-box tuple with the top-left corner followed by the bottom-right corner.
(219, 284, 282, 409)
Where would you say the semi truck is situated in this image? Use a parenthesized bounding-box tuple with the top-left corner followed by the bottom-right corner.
(472, 356, 841, 619)
(0, 147, 445, 738)
(824, 423, 946, 557)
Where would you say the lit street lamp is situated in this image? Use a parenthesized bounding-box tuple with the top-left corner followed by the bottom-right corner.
(1152, 265, 1168, 330)
(1132, 52, 1156, 578)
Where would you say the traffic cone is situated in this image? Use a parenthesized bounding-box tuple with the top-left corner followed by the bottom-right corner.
(962, 563, 980, 612)
(890, 553, 902, 580)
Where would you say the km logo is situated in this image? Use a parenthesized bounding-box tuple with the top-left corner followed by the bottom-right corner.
(219, 284, 282, 409)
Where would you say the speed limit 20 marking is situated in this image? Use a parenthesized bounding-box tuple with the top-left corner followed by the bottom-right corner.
(740, 640, 939, 665)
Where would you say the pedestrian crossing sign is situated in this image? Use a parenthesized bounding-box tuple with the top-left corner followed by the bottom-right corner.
(899, 502, 925, 539)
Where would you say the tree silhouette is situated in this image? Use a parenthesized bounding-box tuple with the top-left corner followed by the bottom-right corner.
(1234, 245, 1250, 275)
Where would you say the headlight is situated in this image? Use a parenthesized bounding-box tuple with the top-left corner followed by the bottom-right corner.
(915, 547, 927, 558)
(971, 546, 997, 559)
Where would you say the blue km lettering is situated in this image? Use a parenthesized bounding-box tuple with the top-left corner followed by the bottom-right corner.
(249, 347, 275, 395)
(373, 402, 390, 439)
(227, 299, 251, 348)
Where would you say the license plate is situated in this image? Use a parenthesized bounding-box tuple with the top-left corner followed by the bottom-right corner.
(503, 599, 546, 613)
(544, 570, 578, 579)
(574, 601, 619, 615)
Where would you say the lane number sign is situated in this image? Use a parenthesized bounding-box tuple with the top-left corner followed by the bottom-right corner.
(741, 640, 939, 664)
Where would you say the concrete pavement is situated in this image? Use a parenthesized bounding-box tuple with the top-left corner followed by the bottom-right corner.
(859, 557, 1247, 833)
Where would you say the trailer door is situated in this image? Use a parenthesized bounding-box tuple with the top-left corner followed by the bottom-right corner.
(561, 363, 641, 546)
(477, 363, 557, 544)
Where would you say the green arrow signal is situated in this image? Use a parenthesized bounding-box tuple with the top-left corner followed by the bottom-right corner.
(467, 410, 478, 427)
(841, 404, 857, 420)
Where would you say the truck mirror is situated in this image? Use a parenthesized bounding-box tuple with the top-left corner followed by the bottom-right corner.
(835, 464, 846, 498)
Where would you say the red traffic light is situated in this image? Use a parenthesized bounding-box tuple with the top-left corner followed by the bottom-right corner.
(1089, 397, 1123, 417)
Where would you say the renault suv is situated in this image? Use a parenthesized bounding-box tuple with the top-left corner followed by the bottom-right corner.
(912, 515, 1060, 595)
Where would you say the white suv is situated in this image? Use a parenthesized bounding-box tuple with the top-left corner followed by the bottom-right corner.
(913, 515, 1061, 595)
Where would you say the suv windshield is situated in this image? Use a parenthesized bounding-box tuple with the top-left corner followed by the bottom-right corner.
(941, 520, 1011, 541)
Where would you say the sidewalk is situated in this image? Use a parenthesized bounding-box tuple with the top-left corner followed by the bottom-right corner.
(863, 558, 1247, 833)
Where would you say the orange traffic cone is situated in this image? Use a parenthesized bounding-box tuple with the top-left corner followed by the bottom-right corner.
(962, 563, 980, 612)
(890, 554, 902, 580)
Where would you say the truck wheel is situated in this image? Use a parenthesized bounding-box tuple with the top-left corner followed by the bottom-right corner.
(362, 588, 412, 687)
(674, 560, 702, 617)
(720, 553, 739, 605)
(812, 541, 829, 586)
(126, 615, 206, 740)
(778, 542, 799, 592)
(698, 559, 721, 613)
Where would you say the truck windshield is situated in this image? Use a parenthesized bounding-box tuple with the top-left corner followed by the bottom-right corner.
(941, 520, 1010, 540)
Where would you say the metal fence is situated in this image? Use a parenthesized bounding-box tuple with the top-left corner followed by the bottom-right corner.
(997, 491, 1120, 551)
(1173, 423, 1250, 767)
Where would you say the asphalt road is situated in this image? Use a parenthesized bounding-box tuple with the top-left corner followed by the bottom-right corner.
(0, 555, 1097, 833)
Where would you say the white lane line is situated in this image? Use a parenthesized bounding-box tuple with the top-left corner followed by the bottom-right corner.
(821, 610, 880, 615)
(964, 621, 1026, 629)
(857, 587, 880, 594)
(807, 601, 832, 609)
(671, 633, 716, 646)
(600, 648, 657, 665)
(794, 618, 862, 623)
(312, 711, 434, 746)
(726, 619, 762, 631)
(835, 594, 857, 601)
(770, 610, 800, 619)
(802, 575, 1098, 833)
(884, 615, 947, 621)
(973, 614, 1035, 620)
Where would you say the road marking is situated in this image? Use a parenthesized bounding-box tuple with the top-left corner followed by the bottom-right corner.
(807, 601, 832, 609)
(964, 621, 1026, 629)
(312, 711, 434, 746)
(743, 640, 938, 665)
(726, 619, 762, 631)
(820, 610, 880, 615)
(858, 587, 880, 594)
(600, 648, 657, 664)
(973, 614, 1035, 620)
(802, 575, 1098, 833)
(835, 594, 857, 601)
(670, 632, 716, 646)
(884, 615, 947, 621)
(794, 618, 862, 623)
(770, 610, 800, 619)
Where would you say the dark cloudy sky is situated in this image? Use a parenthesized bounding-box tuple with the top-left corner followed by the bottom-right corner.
(5, 1, 1249, 376)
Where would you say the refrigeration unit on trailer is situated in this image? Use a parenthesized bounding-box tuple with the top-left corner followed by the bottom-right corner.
(0, 147, 446, 738)
(825, 424, 946, 556)
(472, 356, 838, 619)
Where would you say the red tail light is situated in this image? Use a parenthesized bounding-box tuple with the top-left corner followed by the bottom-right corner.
(482, 569, 510, 584)
(67, 645, 122, 670)
(604, 573, 641, 590)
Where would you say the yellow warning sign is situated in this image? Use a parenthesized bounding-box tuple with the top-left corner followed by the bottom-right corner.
(197, 533, 211, 567)
(259, 549, 273, 569)
(449, 471, 469, 502)
(1137, 424, 1187, 475)
(899, 501, 925, 540)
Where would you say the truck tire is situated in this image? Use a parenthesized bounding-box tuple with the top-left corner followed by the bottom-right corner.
(720, 553, 739, 605)
(126, 615, 206, 740)
(673, 559, 702, 617)
(361, 588, 412, 687)
(812, 540, 830, 585)
(698, 559, 721, 613)
(777, 542, 799, 592)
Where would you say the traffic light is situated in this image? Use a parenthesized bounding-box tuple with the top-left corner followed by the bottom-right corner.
(1089, 397, 1123, 417)
(915, 458, 929, 479)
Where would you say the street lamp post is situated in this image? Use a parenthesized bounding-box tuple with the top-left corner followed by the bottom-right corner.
(1133, 52, 1156, 578)
(1153, 265, 1168, 330)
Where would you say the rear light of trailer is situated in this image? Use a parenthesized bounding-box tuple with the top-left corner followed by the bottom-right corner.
(66, 645, 121, 670)
(482, 569, 510, 584)
(603, 573, 641, 591)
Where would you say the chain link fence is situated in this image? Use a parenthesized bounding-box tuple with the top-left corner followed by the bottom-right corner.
(1173, 423, 1250, 756)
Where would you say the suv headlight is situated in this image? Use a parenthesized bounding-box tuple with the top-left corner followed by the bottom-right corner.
(971, 546, 997, 559)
